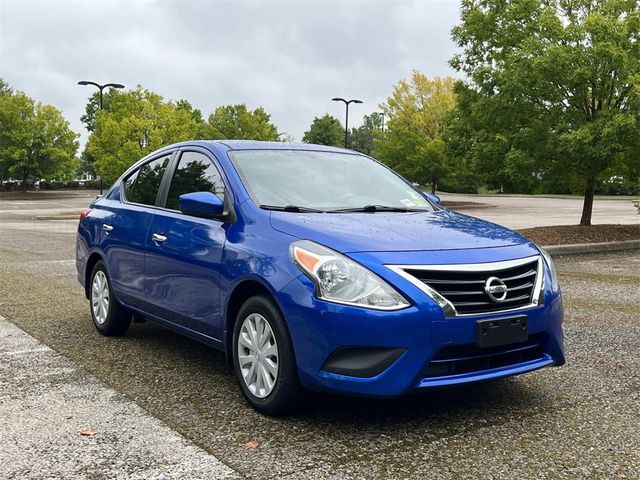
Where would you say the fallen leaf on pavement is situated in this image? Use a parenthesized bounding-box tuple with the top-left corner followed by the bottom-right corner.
(244, 441, 259, 449)
(80, 428, 97, 436)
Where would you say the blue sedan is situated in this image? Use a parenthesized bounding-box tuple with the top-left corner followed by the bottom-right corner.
(76, 141, 565, 415)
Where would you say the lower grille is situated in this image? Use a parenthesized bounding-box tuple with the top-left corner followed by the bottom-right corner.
(422, 333, 547, 378)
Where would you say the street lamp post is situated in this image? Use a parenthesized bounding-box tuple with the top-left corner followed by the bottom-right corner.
(378, 112, 385, 141)
(77, 81, 125, 194)
(331, 97, 363, 148)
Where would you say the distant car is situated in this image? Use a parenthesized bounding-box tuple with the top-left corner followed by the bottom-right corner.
(76, 141, 565, 415)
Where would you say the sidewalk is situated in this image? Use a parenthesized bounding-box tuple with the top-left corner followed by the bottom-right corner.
(0, 315, 241, 480)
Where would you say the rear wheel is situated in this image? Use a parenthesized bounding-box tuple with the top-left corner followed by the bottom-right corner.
(89, 261, 131, 336)
(233, 295, 301, 415)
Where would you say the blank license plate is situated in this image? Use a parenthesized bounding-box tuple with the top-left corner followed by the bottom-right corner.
(476, 316, 528, 348)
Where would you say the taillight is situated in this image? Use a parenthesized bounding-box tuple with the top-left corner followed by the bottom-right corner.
(79, 208, 92, 222)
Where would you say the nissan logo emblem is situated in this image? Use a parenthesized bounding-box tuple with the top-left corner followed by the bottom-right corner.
(485, 276, 508, 302)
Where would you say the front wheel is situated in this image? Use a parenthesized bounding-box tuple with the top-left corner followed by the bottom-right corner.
(89, 261, 131, 336)
(232, 295, 301, 415)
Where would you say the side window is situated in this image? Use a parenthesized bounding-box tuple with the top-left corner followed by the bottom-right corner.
(127, 154, 171, 206)
(166, 151, 226, 211)
(123, 169, 139, 201)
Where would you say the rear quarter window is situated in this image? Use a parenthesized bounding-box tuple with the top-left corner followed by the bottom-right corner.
(125, 154, 171, 206)
(123, 170, 139, 201)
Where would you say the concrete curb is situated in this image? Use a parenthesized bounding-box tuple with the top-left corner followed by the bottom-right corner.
(0, 315, 241, 480)
(35, 214, 80, 221)
(543, 239, 640, 256)
(442, 202, 496, 210)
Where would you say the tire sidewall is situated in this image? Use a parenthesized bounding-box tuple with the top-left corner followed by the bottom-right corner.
(232, 295, 298, 415)
(89, 261, 116, 334)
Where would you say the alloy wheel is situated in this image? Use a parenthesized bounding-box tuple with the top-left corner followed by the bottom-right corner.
(91, 270, 110, 325)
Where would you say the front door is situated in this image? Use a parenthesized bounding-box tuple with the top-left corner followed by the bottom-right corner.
(144, 150, 228, 339)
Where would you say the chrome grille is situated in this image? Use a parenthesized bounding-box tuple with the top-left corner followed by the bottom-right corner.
(389, 256, 543, 316)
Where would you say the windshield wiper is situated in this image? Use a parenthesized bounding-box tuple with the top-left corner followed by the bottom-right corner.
(328, 204, 422, 213)
(260, 204, 325, 213)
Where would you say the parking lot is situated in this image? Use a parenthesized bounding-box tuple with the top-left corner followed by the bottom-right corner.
(0, 191, 639, 479)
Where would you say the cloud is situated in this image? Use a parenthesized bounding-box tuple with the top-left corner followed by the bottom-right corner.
(0, 0, 460, 146)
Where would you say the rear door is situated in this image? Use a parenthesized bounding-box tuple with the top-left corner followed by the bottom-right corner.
(100, 153, 172, 309)
(144, 149, 228, 339)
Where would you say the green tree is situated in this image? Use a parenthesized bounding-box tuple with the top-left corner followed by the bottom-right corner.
(451, 0, 640, 225)
(278, 132, 294, 142)
(302, 114, 344, 146)
(80, 88, 123, 132)
(87, 86, 201, 183)
(0, 79, 12, 185)
(78, 148, 97, 178)
(79, 88, 129, 178)
(202, 104, 278, 140)
(0, 84, 79, 190)
(176, 99, 205, 130)
(0, 78, 12, 97)
(377, 72, 457, 192)
(349, 113, 384, 155)
(415, 138, 451, 194)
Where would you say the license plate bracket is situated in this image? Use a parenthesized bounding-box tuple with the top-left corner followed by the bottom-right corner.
(476, 315, 528, 348)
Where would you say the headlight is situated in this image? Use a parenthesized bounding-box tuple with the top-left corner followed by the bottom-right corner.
(290, 240, 410, 310)
(539, 248, 559, 290)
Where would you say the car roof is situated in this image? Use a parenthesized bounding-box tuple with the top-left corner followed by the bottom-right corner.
(119, 139, 359, 184)
(166, 139, 352, 154)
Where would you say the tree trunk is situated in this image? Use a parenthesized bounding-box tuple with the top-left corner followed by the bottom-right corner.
(579, 178, 595, 226)
(21, 169, 29, 193)
(431, 177, 437, 194)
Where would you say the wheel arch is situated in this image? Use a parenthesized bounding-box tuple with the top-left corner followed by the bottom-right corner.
(224, 279, 284, 364)
(84, 251, 105, 299)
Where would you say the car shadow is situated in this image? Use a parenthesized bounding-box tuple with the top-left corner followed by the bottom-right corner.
(123, 320, 555, 429)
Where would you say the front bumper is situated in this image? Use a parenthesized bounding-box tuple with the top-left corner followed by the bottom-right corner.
(277, 254, 565, 398)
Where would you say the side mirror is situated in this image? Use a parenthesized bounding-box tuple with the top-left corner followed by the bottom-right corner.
(179, 192, 224, 218)
(424, 192, 441, 205)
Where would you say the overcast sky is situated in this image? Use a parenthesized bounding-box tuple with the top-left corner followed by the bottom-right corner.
(0, 0, 461, 146)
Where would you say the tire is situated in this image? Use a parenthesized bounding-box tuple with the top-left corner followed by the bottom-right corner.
(89, 260, 131, 336)
(232, 294, 301, 416)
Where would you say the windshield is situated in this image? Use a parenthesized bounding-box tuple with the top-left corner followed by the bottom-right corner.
(229, 150, 435, 212)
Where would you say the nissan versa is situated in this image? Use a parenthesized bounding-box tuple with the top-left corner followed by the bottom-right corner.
(76, 141, 565, 415)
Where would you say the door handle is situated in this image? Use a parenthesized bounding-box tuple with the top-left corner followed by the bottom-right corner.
(102, 224, 114, 233)
(152, 233, 167, 244)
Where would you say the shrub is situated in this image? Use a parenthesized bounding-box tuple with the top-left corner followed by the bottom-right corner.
(84, 179, 104, 190)
(437, 181, 478, 194)
(40, 181, 64, 190)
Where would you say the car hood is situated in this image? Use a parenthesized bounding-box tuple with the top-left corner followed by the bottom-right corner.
(269, 209, 529, 253)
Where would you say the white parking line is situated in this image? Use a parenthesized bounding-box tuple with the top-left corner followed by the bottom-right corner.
(1, 347, 50, 356)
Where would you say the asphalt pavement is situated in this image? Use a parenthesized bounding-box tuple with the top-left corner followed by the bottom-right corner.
(0, 191, 638, 479)
(440, 193, 638, 228)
